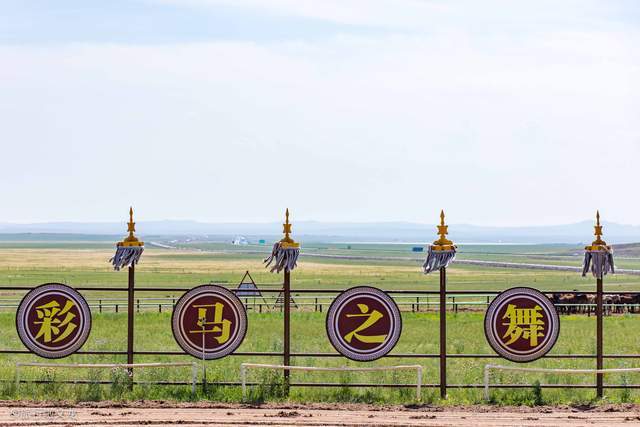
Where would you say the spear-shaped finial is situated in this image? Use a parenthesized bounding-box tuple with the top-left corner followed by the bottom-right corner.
(280, 208, 299, 247)
(432, 210, 454, 249)
(592, 210, 606, 246)
(119, 207, 143, 246)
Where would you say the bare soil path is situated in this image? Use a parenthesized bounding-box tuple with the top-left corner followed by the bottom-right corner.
(1, 402, 640, 426)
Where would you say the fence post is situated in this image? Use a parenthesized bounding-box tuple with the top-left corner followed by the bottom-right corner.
(439, 266, 447, 399)
(596, 277, 603, 398)
(99, 299, 102, 313)
(283, 270, 291, 395)
(241, 364, 247, 400)
(483, 365, 491, 401)
(127, 264, 135, 390)
(15, 363, 20, 389)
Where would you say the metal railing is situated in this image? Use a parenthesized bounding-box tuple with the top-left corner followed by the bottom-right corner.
(3, 284, 640, 397)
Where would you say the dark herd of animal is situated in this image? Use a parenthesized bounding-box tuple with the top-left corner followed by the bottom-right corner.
(547, 293, 640, 315)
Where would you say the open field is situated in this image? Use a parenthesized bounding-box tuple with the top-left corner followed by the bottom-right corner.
(1, 244, 640, 297)
(3, 311, 640, 405)
(1, 242, 640, 406)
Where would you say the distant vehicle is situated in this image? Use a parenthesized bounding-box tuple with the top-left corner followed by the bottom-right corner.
(412, 247, 424, 252)
(259, 239, 266, 244)
(232, 236, 249, 245)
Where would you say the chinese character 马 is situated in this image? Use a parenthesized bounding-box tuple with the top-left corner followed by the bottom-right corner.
(33, 299, 78, 343)
(343, 303, 387, 344)
(189, 302, 231, 344)
(501, 303, 545, 347)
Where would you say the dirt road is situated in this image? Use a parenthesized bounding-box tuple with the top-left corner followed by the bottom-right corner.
(1, 403, 640, 426)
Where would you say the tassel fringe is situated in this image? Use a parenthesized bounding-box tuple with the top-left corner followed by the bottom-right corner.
(582, 249, 614, 279)
(264, 242, 299, 273)
(423, 246, 456, 274)
(110, 246, 144, 271)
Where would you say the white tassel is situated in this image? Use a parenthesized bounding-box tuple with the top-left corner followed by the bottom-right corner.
(110, 246, 144, 271)
(264, 242, 299, 273)
(423, 246, 456, 274)
(582, 249, 614, 279)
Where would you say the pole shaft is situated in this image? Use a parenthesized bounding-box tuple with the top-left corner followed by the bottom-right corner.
(284, 270, 291, 394)
(596, 276, 604, 398)
(127, 264, 135, 389)
(439, 266, 447, 399)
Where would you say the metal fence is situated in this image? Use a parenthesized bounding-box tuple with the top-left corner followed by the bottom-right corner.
(2, 280, 640, 398)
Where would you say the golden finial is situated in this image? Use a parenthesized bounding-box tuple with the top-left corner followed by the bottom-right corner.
(432, 210, 455, 251)
(280, 208, 299, 248)
(118, 207, 144, 247)
(585, 210, 608, 251)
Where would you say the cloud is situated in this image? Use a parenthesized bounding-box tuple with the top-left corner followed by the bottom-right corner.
(154, 0, 634, 33)
(0, 2, 638, 225)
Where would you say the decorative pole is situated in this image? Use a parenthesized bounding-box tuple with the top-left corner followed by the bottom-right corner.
(110, 207, 144, 390)
(423, 210, 457, 399)
(264, 209, 300, 394)
(582, 211, 614, 399)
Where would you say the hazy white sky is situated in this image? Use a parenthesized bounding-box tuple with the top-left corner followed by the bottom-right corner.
(1, 1, 638, 226)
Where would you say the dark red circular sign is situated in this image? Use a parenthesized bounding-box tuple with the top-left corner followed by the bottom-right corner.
(326, 286, 402, 361)
(16, 283, 91, 359)
(484, 287, 559, 363)
(172, 285, 247, 360)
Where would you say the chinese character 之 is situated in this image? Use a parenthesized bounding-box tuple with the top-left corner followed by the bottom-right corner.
(343, 303, 387, 344)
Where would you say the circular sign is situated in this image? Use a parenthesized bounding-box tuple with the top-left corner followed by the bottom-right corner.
(326, 286, 402, 361)
(172, 285, 247, 360)
(16, 283, 91, 359)
(484, 287, 560, 363)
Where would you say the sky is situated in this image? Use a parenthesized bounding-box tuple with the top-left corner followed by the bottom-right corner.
(0, 1, 638, 226)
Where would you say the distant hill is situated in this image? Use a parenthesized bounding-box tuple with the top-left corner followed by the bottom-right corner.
(0, 219, 640, 244)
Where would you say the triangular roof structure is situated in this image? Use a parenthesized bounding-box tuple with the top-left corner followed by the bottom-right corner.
(235, 271, 268, 304)
(273, 291, 298, 309)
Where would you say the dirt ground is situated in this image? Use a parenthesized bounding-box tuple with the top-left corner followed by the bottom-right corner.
(1, 402, 640, 426)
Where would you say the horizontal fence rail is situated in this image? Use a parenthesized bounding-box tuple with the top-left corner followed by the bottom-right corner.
(15, 362, 198, 393)
(483, 364, 640, 400)
(2, 288, 640, 314)
(2, 280, 639, 398)
(240, 363, 423, 400)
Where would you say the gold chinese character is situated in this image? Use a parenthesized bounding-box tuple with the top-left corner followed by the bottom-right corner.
(501, 304, 545, 347)
(33, 299, 78, 343)
(343, 303, 387, 344)
(189, 302, 231, 344)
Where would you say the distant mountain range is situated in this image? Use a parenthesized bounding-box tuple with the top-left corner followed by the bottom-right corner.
(0, 219, 639, 244)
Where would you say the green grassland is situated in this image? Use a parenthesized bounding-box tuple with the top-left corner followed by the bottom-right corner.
(2, 311, 640, 405)
(0, 243, 639, 299)
(0, 240, 639, 405)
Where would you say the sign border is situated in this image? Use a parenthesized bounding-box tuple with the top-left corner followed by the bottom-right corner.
(16, 283, 92, 359)
(484, 286, 560, 363)
(325, 286, 402, 362)
(171, 284, 248, 360)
